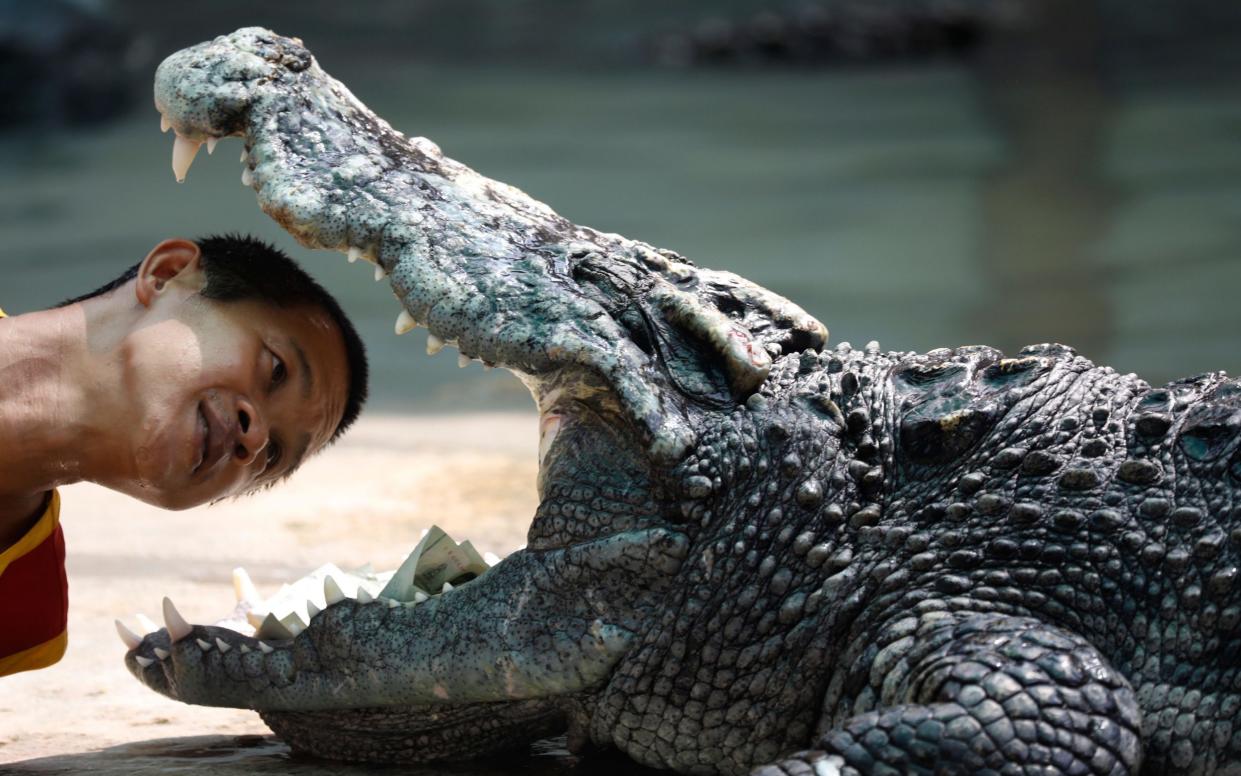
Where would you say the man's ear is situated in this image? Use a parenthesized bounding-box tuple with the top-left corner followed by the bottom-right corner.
(135, 238, 206, 307)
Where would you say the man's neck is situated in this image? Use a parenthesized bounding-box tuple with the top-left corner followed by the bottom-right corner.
(0, 303, 110, 544)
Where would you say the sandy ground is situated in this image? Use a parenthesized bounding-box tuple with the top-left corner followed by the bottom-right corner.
(0, 412, 634, 774)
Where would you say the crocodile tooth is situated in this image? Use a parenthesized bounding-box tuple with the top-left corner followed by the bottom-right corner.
(324, 575, 346, 606)
(457, 354, 470, 369)
(395, 310, 416, 335)
(160, 115, 171, 133)
(241, 167, 253, 187)
(414, 591, 429, 603)
(239, 644, 252, 654)
(258, 642, 274, 654)
(356, 587, 374, 604)
(232, 567, 262, 605)
(215, 637, 231, 653)
(347, 246, 362, 263)
(196, 637, 214, 651)
(205, 137, 218, 155)
(171, 134, 201, 182)
(374, 264, 386, 282)
(153, 647, 170, 660)
(306, 601, 321, 619)
(240, 148, 247, 163)
(115, 619, 142, 651)
(162, 597, 193, 642)
(135, 655, 155, 668)
(441, 581, 454, 593)
(427, 333, 445, 355)
(386, 598, 401, 608)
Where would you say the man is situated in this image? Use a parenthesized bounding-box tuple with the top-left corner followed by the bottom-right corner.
(0, 234, 368, 677)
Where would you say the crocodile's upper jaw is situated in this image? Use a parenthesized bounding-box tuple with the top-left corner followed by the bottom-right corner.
(154, 27, 826, 465)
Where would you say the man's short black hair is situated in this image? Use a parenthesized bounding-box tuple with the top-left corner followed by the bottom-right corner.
(61, 234, 368, 447)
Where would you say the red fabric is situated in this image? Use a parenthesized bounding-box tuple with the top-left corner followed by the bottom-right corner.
(0, 523, 68, 658)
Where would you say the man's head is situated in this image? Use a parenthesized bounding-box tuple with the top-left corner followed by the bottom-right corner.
(66, 235, 367, 509)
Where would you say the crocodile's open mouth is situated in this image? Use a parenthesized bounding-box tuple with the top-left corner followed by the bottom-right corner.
(116, 386, 685, 762)
(117, 27, 825, 764)
(116, 338, 664, 711)
(115, 381, 574, 653)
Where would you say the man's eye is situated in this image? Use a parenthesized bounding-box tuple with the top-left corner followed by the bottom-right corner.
(271, 353, 287, 387)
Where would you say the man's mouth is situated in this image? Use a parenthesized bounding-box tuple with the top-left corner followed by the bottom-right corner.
(192, 400, 228, 478)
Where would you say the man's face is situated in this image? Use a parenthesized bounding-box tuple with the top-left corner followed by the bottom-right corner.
(109, 250, 349, 509)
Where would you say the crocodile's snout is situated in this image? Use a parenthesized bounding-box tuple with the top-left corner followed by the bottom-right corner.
(154, 27, 310, 153)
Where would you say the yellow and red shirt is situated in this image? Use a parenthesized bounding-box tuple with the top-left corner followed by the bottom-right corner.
(0, 306, 69, 677)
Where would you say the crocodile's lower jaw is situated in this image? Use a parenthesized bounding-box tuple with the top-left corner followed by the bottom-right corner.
(259, 699, 575, 763)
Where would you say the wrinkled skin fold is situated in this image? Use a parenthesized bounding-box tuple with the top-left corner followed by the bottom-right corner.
(124, 28, 1241, 776)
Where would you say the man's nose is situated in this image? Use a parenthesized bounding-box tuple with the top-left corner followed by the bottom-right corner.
(232, 396, 269, 465)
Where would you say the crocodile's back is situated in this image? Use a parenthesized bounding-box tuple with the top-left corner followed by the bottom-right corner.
(863, 342, 1241, 772)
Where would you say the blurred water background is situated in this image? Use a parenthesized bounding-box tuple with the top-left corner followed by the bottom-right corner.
(2, 0, 1241, 413)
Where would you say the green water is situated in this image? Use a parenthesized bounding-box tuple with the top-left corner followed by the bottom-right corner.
(3, 59, 1240, 413)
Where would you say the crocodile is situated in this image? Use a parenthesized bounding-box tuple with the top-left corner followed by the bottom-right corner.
(120, 28, 1241, 775)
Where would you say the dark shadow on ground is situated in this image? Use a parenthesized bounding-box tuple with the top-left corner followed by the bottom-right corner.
(0, 734, 661, 776)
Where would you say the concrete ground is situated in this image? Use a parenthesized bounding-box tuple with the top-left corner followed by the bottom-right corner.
(0, 413, 643, 774)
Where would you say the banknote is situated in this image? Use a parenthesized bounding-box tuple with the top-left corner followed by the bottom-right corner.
(413, 535, 490, 592)
(379, 525, 450, 601)
(251, 526, 493, 638)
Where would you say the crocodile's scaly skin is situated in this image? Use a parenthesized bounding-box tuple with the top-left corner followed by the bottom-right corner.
(122, 29, 1241, 775)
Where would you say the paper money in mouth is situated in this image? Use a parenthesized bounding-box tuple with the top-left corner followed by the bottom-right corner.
(119, 525, 499, 647)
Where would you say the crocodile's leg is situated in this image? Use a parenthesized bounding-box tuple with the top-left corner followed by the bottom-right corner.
(755, 612, 1143, 776)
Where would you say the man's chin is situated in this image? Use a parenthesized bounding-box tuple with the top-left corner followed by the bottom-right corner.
(131, 490, 199, 511)
(116, 475, 218, 511)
